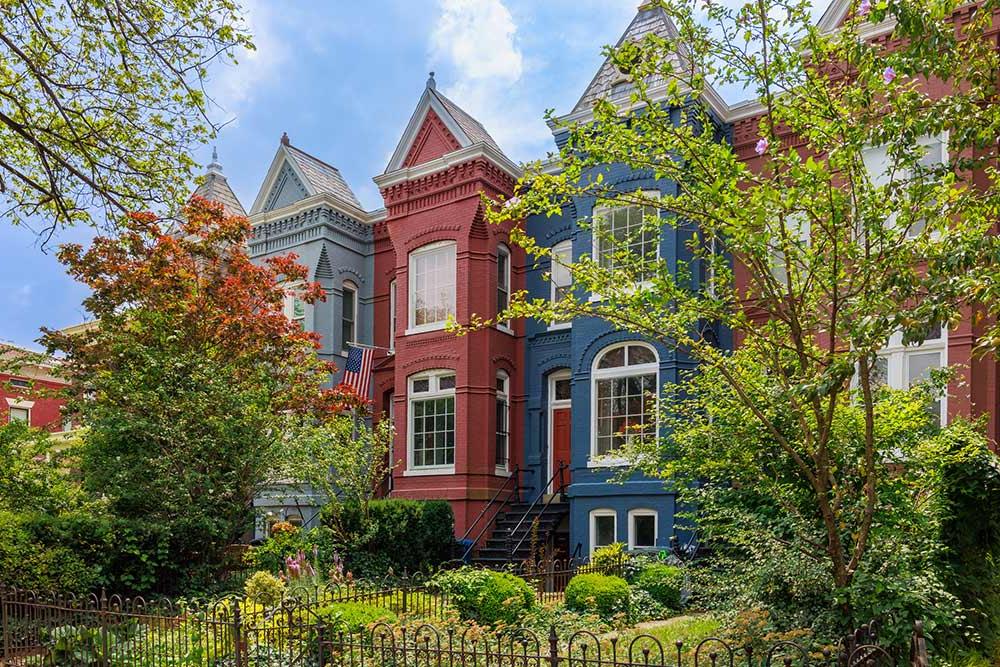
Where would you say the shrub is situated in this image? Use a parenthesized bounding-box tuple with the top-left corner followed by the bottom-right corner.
(588, 542, 629, 575)
(432, 567, 534, 625)
(564, 573, 630, 619)
(247, 526, 336, 576)
(244, 571, 285, 607)
(318, 602, 398, 632)
(269, 521, 298, 536)
(325, 499, 456, 577)
(635, 563, 684, 609)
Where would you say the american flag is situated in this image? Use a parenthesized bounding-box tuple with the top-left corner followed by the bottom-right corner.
(342, 344, 374, 397)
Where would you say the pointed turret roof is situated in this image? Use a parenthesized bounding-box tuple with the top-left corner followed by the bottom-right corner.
(383, 72, 508, 174)
(192, 147, 247, 216)
(571, 2, 680, 115)
(249, 134, 364, 215)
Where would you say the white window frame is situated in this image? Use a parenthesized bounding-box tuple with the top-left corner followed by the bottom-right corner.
(497, 245, 512, 333)
(405, 369, 457, 475)
(388, 280, 397, 353)
(408, 241, 457, 334)
(874, 326, 948, 425)
(590, 509, 618, 556)
(341, 281, 357, 351)
(591, 190, 661, 288)
(549, 240, 573, 330)
(8, 406, 29, 424)
(861, 132, 949, 240)
(590, 342, 659, 465)
(628, 508, 659, 550)
(495, 371, 510, 474)
(283, 282, 307, 329)
(547, 370, 572, 492)
(769, 214, 810, 285)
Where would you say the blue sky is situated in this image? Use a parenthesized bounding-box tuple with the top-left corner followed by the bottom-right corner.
(0, 0, 826, 350)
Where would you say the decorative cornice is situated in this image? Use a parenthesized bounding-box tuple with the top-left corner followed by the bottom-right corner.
(376, 143, 521, 191)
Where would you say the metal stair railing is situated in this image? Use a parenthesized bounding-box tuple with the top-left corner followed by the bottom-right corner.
(505, 462, 568, 561)
(459, 466, 520, 561)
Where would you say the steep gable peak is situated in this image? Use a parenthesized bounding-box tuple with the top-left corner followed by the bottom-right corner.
(250, 135, 362, 215)
(385, 73, 508, 174)
(191, 147, 246, 217)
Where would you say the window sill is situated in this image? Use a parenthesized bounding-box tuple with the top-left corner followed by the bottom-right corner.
(495, 465, 511, 477)
(496, 324, 514, 336)
(403, 466, 456, 477)
(405, 322, 447, 336)
(547, 323, 571, 331)
(587, 457, 629, 468)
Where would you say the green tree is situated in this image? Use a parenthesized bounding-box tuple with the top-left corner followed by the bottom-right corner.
(487, 0, 1000, 634)
(0, 0, 252, 238)
(41, 198, 336, 584)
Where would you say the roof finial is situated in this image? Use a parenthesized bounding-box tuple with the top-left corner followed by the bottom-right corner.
(207, 145, 223, 175)
(280, 131, 290, 146)
(426, 71, 436, 90)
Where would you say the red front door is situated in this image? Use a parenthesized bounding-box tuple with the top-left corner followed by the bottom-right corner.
(552, 408, 572, 487)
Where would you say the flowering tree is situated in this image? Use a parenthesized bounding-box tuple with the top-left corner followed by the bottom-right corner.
(41, 197, 337, 580)
(489, 0, 1000, 638)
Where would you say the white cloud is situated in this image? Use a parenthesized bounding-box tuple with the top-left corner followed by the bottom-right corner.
(429, 0, 551, 161)
(10, 283, 32, 307)
(210, 0, 290, 118)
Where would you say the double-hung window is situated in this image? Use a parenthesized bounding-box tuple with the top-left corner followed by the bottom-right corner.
(872, 325, 947, 425)
(593, 192, 659, 282)
(388, 280, 397, 352)
(497, 245, 511, 330)
(342, 282, 357, 350)
(550, 240, 573, 328)
(592, 343, 659, 459)
(495, 372, 510, 470)
(862, 134, 948, 239)
(408, 370, 456, 471)
(8, 406, 29, 423)
(284, 285, 306, 330)
(409, 242, 456, 332)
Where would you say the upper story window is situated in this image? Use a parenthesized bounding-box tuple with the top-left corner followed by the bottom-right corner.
(593, 192, 660, 282)
(8, 406, 29, 423)
(550, 240, 573, 328)
(389, 280, 397, 353)
(592, 343, 659, 458)
(497, 245, 511, 329)
(872, 324, 947, 426)
(496, 372, 510, 470)
(409, 241, 456, 332)
(283, 282, 307, 330)
(9, 378, 30, 390)
(408, 369, 456, 470)
(769, 214, 810, 285)
(861, 134, 948, 238)
(342, 282, 357, 351)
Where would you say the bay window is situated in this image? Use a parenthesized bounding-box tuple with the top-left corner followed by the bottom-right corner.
(593, 192, 659, 282)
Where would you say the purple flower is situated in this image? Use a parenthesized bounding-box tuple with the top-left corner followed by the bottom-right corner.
(755, 137, 769, 156)
(859, 0, 871, 16)
(883, 66, 896, 84)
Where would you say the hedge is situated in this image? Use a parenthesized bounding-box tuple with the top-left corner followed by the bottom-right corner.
(564, 573, 630, 619)
(634, 563, 684, 609)
(325, 499, 456, 577)
(432, 567, 535, 625)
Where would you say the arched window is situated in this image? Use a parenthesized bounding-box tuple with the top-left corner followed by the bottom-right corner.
(628, 508, 658, 550)
(590, 509, 617, 555)
(408, 369, 456, 471)
(592, 343, 659, 458)
(409, 241, 456, 332)
(342, 281, 357, 350)
(497, 244, 511, 329)
(495, 371, 510, 470)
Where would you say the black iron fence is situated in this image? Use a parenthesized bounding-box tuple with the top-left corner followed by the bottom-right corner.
(1, 575, 927, 667)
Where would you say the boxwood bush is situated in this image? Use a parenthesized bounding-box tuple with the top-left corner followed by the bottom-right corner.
(432, 567, 535, 625)
(317, 602, 398, 632)
(564, 573, 630, 619)
(634, 563, 684, 609)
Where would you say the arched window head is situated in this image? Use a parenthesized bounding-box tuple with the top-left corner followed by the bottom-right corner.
(592, 343, 659, 458)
